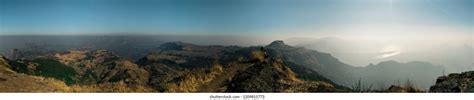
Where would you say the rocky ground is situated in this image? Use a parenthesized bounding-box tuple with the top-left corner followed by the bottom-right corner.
(429, 71, 474, 92)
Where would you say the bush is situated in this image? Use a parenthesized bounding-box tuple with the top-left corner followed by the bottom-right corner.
(251, 51, 265, 62)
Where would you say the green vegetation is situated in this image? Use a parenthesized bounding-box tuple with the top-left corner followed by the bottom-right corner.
(9, 61, 29, 73)
(10, 59, 77, 85)
(78, 69, 99, 85)
(31, 59, 77, 85)
(109, 73, 131, 83)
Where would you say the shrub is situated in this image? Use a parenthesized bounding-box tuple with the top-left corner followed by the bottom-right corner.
(351, 78, 373, 92)
(250, 51, 265, 62)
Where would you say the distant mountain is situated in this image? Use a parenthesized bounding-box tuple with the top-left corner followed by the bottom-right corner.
(264, 40, 356, 86)
(0, 35, 167, 60)
(286, 37, 382, 67)
(264, 40, 444, 89)
(354, 61, 444, 89)
(287, 36, 473, 73)
(0, 35, 276, 60)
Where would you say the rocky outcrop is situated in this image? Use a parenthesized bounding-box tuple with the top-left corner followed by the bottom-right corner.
(386, 85, 425, 93)
(226, 59, 342, 92)
(429, 71, 474, 92)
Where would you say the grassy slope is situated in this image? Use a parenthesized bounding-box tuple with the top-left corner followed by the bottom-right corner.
(10, 59, 77, 85)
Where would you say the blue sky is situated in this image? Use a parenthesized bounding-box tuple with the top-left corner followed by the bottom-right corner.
(0, 0, 472, 36)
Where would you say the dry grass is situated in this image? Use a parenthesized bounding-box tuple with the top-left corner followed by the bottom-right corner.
(68, 81, 155, 92)
(385, 79, 425, 93)
(251, 51, 265, 62)
(161, 64, 224, 92)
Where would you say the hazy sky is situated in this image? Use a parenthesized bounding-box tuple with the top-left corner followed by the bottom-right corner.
(0, 0, 472, 37)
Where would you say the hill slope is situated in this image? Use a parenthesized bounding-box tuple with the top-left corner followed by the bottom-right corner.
(136, 41, 346, 92)
(0, 55, 70, 92)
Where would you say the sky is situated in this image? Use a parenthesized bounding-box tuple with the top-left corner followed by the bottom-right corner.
(0, 0, 472, 37)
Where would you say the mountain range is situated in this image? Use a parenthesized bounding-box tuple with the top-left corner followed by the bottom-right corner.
(1, 41, 349, 92)
(286, 37, 473, 73)
(0, 39, 468, 92)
